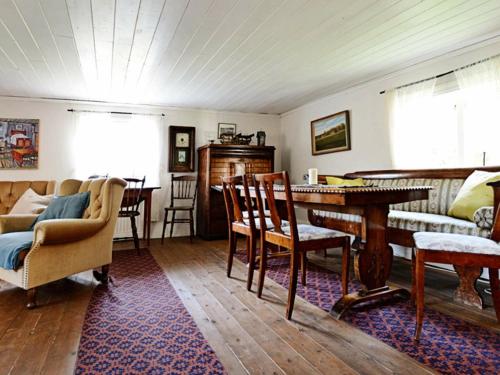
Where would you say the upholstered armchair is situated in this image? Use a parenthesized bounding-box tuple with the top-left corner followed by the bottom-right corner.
(0, 178, 126, 308)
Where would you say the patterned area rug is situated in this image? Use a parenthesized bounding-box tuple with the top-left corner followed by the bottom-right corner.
(235, 251, 500, 375)
(75, 250, 225, 375)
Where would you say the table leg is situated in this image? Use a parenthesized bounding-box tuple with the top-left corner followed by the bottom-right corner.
(144, 191, 152, 246)
(331, 204, 409, 318)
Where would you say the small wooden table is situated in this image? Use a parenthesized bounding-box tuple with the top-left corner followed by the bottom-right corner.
(246, 184, 432, 317)
(124, 186, 161, 246)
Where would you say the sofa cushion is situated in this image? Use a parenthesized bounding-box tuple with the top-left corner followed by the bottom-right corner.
(388, 210, 490, 238)
(9, 188, 53, 215)
(365, 178, 464, 215)
(31, 192, 91, 228)
(0, 231, 33, 270)
(413, 232, 500, 255)
(311, 209, 491, 238)
(473, 206, 494, 229)
(448, 170, 500, 221)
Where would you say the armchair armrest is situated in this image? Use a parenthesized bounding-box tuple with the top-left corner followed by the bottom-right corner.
(0, 214, 37, 234)
(34, 218, 106, 245)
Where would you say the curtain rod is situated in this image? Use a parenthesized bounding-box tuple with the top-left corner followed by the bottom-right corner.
(67, 108, 165, 116)
(379, 53, 500, 95)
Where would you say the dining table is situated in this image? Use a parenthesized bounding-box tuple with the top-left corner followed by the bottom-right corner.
(244, 183, 433, 318)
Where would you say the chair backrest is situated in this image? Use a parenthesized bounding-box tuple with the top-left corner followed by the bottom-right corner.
(221, 175, 256, 230)
(253, 171, 299, 243)
(121, 177, 146, 214)
(170, 174, 197, 208)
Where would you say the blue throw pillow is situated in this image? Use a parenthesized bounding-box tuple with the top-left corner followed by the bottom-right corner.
(31, 191, 91, 229)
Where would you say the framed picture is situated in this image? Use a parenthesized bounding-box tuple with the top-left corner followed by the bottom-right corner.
(0, 118, 39, 169)
(169, 126, 195, 172)
(217, 123, 236, 138)
(310, 111, 350, 155)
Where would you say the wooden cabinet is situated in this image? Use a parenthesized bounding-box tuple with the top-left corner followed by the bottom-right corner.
(197, 144, 275, 240)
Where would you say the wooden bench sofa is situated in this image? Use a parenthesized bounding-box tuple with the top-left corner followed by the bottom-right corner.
(308, 166, 500, 309)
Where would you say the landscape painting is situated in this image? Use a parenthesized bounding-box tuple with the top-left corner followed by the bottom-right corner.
(310, 111, 350, 155)
(0, 118, 39, 169)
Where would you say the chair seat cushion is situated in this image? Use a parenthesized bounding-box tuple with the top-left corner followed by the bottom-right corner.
(282, 224, 346, 241)
(242, 218, 289, 230)
(413, 232, 500, 255)
(0, 231, 33, 270)
(242, 210, 270, 219)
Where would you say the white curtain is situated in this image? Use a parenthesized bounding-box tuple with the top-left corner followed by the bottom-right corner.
(455, 56, 500, 166)
(387, 78, 437, 168)
(72, 112, 164, 220)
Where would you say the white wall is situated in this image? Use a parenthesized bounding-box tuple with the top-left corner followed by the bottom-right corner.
(0, 98, 281, 238)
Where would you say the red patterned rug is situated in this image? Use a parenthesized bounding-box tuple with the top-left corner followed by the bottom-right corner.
(75, 250, 225, 375)
(235, 251, 500, 375)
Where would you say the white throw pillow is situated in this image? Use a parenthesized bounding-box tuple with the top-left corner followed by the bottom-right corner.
(9, 188, 54, 215)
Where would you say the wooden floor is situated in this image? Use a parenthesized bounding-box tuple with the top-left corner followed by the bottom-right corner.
(0, 238, 498, 374)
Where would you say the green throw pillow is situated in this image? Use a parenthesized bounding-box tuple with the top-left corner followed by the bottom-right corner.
(448, 170, 500, 221)
(325, 176, 365, 186)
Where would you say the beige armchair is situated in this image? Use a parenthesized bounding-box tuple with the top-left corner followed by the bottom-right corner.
(0, 178, 126, 308)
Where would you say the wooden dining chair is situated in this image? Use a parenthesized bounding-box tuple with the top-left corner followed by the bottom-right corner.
(161, 174, 198, 243)
(118, 177, 146, 254)
(253, 171, 352, 320)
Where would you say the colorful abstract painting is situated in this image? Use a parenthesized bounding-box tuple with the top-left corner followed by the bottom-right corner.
(0, 118, 39, 169)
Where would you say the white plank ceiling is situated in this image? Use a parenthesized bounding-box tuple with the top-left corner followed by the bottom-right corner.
(0, 0, 500, 114)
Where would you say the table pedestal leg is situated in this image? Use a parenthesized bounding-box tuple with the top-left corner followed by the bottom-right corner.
(331, 204, 410, 318)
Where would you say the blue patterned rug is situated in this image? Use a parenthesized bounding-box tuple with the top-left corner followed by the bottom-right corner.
(235, 251, 500, 375)
(75, 250, 225, 375)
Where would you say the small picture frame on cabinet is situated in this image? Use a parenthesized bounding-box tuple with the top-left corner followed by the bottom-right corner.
(169, 126, 195, 172)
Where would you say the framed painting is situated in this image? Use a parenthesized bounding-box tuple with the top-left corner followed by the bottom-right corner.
(169, 125, 195, 172)
(0, 118, 39, 169)
(310, 111, 350, 155)
(217, 123, 236, 138)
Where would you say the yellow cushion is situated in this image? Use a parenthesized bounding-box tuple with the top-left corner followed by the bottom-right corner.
(448, 170, 500, 221)
(325, 176, 365, 186)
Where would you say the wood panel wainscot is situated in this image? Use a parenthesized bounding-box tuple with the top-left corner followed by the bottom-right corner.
(197, 144, 275, 240)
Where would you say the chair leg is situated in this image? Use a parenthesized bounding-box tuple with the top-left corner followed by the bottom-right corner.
(161, 209, 168, 244)
(246, 236, 251, 262)
(414, 250, 425, 341)
(247, 234, 257, 291)
(286, 250, 300, 320)
(27, 288, 37, 309)
(341, 240, 350, 297)
(323, 248, 327, 257)
(93, 264, 110, 284)
(257, 239, 268, 298)
(189, 209, 194, 243)
(411, 248, 416, 305)
(488, 268, 500, 322)
(169, 210, 176, 238)
(227, 231, 236, 278)
(130, 216, 140, 254)
(300, 252, 307, 286)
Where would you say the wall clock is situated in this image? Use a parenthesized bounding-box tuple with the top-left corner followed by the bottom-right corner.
(169, 126, 195, 172)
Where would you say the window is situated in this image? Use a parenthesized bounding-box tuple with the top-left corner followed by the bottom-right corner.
(388, 56, 500, 168)
(72, 112, 162, 185)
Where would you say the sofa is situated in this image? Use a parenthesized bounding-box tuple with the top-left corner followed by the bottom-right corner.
(0, 180, 56, 214)
(0, 178, 126, 308)
(308, 166, 500, 308)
